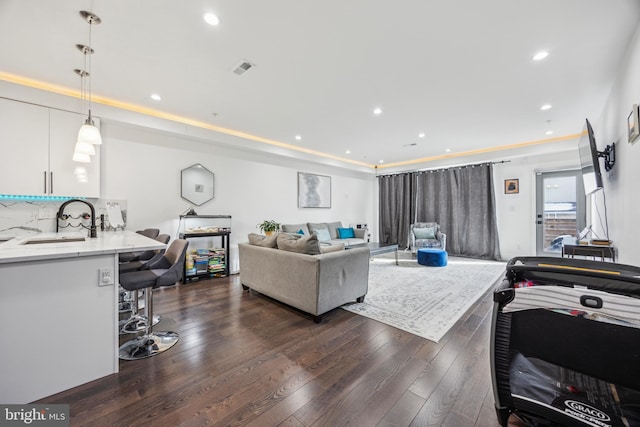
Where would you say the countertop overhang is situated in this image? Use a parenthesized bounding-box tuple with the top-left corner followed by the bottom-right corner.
(0, 231, 166, 263)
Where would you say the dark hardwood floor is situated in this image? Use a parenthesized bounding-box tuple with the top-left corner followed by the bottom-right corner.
(37, 275, 526, 426)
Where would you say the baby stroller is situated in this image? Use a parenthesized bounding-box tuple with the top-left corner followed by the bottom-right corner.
(491, 256, 640, 426)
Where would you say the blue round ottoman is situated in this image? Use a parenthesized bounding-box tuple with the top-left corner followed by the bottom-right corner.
(417, 248, 448, 267)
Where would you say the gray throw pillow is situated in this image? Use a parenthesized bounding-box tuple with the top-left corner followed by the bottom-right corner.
(413, 227, 436, 239)
(248, 233, 278, 248)
(276, 233, 321, 255)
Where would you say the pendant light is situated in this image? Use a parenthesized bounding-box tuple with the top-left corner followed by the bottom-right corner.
(73, 66, 96, 162)
(75, 10, 102, 155)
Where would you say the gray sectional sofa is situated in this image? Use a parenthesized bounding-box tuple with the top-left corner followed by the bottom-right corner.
(238, 232, 370, 322)
(281, 221, 367, 247)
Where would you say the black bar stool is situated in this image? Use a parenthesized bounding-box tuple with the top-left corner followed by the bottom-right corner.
(118, 234, 171, 333)
(118, 239, 188, 360)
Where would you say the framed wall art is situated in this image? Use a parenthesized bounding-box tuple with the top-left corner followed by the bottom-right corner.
(628, 104, 639, 143)
(298, 172, 331, 208)
(504, 178, 519, 194)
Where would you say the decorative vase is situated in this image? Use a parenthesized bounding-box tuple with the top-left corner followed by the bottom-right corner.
(265, 231, 275, 236)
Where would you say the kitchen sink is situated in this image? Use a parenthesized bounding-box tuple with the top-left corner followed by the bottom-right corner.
(21, 237, 86, 245)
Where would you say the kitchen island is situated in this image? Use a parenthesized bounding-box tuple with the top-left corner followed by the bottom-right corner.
(0, 231, 166, 404)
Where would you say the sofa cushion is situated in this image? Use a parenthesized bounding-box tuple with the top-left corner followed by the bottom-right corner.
(328, 238, 366, 247)
(248, 233, 278, 248)
(281, 224, 310, 235)
(276, 233, 321, 255)
(320, 242, 345, 254)
(326, 221, 343, 239)
(307, 222, 328, 236)
(337, 227, 355, 239)
(414, 227, 436, 239)
(415, 238, 442, 249)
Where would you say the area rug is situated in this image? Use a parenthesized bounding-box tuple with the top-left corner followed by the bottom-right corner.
(342, 254, 505, 342)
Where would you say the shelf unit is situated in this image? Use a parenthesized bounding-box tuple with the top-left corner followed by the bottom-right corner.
(178, 214, 231, 283)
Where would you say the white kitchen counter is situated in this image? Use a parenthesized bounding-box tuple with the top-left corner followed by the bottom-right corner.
(0, 230, 166, 263)
(0, 230, 167, 404)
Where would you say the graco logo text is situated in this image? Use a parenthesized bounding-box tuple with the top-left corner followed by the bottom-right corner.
(564, 400, 611, 427)
(1, 405, 69, 426)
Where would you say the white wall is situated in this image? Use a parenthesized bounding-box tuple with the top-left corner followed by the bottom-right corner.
(100, 121, 375, 272)
(492, 149, 579, 260)
(592, 22, 640, 265)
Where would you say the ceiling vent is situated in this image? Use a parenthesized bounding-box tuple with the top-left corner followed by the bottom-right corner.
(232, 59, 255, 76)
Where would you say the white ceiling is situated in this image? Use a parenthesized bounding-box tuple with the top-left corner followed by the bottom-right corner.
(1, 0, 639, 170)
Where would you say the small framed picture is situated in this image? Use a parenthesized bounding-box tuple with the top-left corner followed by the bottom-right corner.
(628, 104, 639, 143)
(504, 178, 519, 194)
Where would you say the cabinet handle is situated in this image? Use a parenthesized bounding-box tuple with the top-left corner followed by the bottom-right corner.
(50, 171, 53, 194)
(43, 171, 47, 194)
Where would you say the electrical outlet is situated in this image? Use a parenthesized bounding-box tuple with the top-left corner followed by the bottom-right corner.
(98, 268, 114, 286)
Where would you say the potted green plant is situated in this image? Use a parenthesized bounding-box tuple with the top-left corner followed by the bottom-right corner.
(257, 220, 280, 236)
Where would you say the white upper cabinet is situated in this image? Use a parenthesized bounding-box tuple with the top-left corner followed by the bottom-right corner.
(0, 98, 50, 196)
(0, 98, 100, 198)
(49, 109, 100, 198)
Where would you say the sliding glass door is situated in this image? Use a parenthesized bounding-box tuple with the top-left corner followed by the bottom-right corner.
(535, 170, 586, 256)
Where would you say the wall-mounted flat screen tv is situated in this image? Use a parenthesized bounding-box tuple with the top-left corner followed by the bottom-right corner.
(578, 119, 603, 195)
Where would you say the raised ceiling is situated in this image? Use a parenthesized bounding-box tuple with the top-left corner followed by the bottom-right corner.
(1, 0, 639, 170)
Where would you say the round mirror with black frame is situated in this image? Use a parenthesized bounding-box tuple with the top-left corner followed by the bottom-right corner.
(181, 163, 214, 206)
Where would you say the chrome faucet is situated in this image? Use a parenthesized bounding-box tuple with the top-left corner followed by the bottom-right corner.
(56, 199, 97, 238)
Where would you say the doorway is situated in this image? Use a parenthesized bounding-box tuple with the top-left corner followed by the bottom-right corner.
(535, 170, 586, 256)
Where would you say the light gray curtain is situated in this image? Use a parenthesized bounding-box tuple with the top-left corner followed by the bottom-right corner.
(413, 163, 501, 260)
(378, 173, 414, 249)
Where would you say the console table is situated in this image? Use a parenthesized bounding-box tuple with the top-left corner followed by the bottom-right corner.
(562, 243, 616, 262)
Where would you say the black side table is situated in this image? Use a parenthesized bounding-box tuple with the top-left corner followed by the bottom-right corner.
(562, 244, 616, 262)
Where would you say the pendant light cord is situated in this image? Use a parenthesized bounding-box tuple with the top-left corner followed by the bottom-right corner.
(82, 46, 87, 120)
(87, 18, 93, 120)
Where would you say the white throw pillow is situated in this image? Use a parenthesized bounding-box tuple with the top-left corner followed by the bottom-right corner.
(413, 227, 436, 239)
(314, 228, 332, 242)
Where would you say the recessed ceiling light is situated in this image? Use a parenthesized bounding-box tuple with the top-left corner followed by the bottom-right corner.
(545, 130, 554, 135)
(295, 135, 301, 141)
(540, 104, 552, 111)
(204, 13, 220, 26)
(373, 107, 382, 115)
(418, 133, 425, 138)
(150, 93, 161, 101)
(445, 148, 451, 153)
(533, 51, 549, 61)
(345, 150, 351, 154)
(379, 160, 384, 164)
